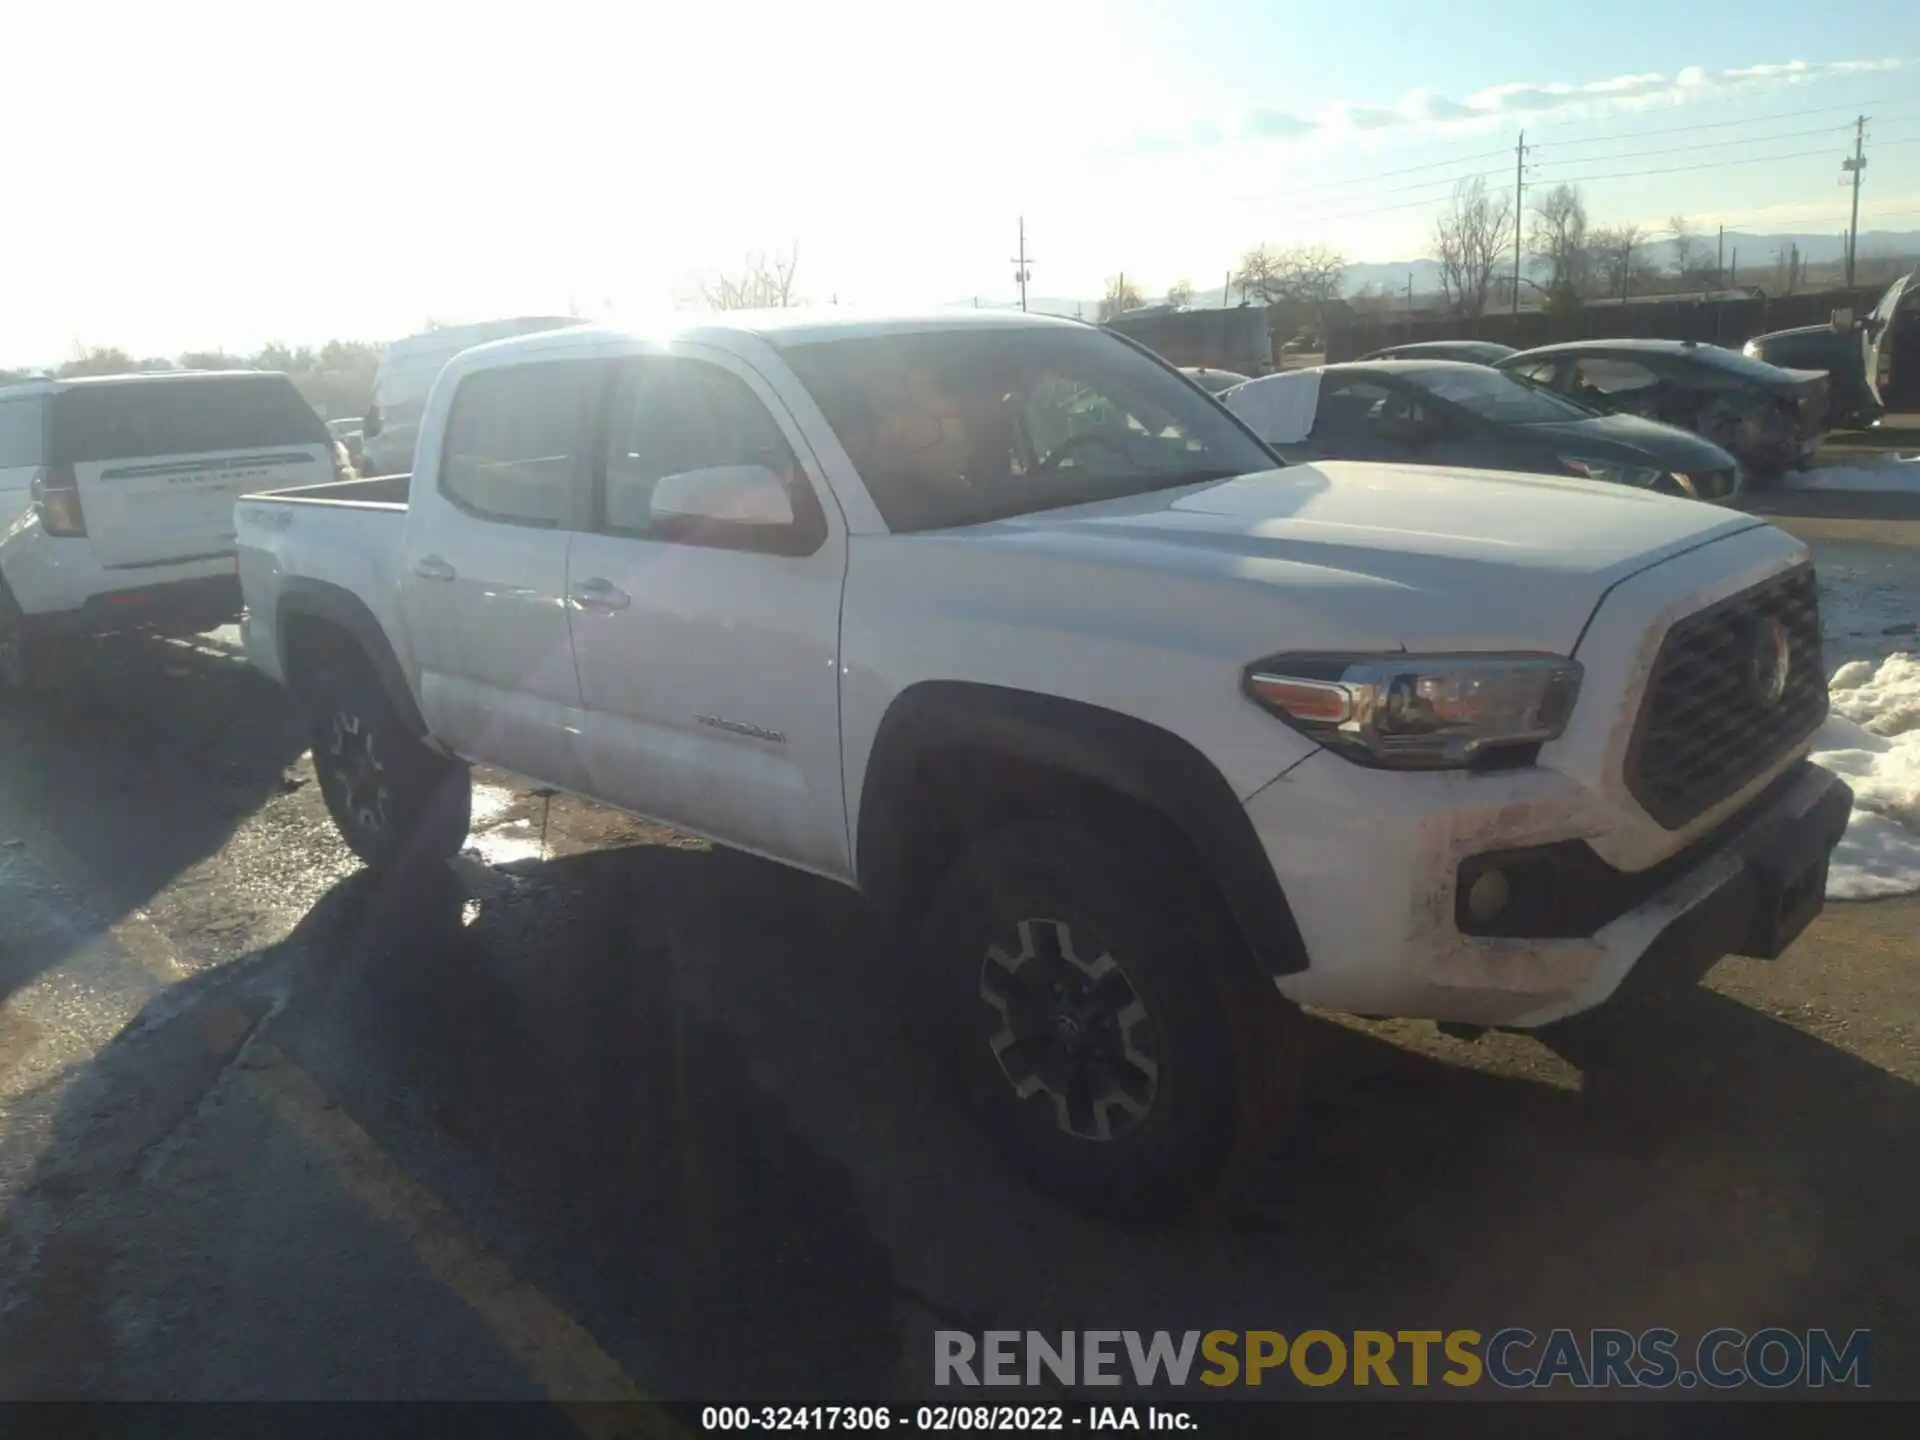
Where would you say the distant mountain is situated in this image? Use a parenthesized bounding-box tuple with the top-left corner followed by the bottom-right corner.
(1339, 230, 1919, 295)
(1341, 259, 1447, 296)
(940, 229, 1920, 317)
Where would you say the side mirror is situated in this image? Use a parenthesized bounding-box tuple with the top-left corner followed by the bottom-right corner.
(362, 407, 383, 438)
(648, 464, 796, 530)
(1831, 309, 1854, 331)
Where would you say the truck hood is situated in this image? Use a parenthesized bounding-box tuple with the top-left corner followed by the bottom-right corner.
(962, 461, 1768, 654)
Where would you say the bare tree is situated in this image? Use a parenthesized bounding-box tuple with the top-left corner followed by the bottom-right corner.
(1527, 184, 1591, 300)
(1590, 222, 1651, 299)
(1097, 274, 1146, 322)
(701, 245, 801, 310)
(1667, 216, 1700, 288)
(1233, 245, 1280, 305)
(1232, 244, 1347, 307)
(1165, 279, 1195, 308)
(1433, 176, 1514, 318)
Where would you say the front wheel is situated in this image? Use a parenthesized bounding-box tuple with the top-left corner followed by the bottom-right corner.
(914, 808, 1296, 1221)
(310, 662, 471, 872)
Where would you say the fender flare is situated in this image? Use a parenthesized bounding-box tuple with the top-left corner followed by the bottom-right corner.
(275, 579, 428, 739)
(856, 682, 1309, 976)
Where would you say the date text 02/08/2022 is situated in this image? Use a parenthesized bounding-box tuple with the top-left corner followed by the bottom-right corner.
(699, 1406, 1192, 1432)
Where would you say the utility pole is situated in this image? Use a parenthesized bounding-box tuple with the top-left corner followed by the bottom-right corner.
(1223, 270, 1232, 307)
(1011, 218, 1033, 313)
(1717, 225, 1724, 287)
(1842, 115, 1868, 287)
(1510, 129, 1528, 314)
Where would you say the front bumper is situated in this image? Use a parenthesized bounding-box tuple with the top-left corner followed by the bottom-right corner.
(1246, 754, 1851, 1028)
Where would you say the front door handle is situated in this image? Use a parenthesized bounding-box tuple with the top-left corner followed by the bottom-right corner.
(570, 577, 631, 612)
(412, 554, 457, 583)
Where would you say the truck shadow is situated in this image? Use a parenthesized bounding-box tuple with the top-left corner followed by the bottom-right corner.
(2, 831, 1913, 1401)
(0, 631, 309, 1007)
(275, 841, 1919, 1398)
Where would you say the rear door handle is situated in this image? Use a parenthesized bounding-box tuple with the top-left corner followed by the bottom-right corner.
(570, 577, 631, 612)
(412, 555, 457, 583)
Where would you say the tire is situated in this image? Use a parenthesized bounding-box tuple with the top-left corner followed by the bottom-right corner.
(912, 805, 1296, 1222)
(309, 652, 471, 872)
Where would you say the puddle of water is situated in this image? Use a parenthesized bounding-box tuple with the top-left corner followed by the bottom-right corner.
(470, 785, 519, 827)
(1812, 538, 1920, 670)
(465, 819, 546, 868)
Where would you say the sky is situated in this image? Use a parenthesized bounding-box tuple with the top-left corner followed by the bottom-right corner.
(5, 0, 1918, 364)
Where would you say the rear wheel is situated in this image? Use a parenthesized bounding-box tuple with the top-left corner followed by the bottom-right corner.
(914, 807, 1296, 1221)
(309, 655, 470, 871)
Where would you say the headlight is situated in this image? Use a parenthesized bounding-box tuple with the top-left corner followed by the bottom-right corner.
(1742, 341, 1763, 359)
(1559, 455, 1665, 489)
(1244, 653, 1583, 770)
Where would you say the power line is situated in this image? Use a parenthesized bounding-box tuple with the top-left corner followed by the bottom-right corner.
(1537, 144, 1847, 186)
(1219, 145, 1516, 205)
(1529, 120, 1856, 169)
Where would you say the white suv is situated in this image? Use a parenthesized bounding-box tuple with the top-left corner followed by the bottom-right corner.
(0, 370, 337, 687)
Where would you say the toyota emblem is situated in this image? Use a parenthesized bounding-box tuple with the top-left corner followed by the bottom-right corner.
(1747, 617, 1793, 709)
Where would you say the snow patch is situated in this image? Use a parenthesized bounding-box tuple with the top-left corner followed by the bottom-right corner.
(1779, 456, 1920, 494)
(1809, 653, 1920, 900)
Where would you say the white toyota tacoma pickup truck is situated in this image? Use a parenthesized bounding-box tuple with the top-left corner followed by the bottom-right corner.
(234, 311, 1851, 1218)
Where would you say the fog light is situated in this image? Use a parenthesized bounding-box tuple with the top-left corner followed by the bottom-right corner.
(1465, 869, 1511, 927)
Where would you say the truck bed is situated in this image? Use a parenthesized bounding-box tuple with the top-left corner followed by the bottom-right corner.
(244, 473, 412, 508)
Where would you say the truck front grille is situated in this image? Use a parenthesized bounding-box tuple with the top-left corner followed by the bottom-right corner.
(1624, 565, 1827, 829)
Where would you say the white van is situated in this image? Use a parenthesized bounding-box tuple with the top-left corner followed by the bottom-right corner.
(0, 371, 336, 687)
(358, 318, 578, 476)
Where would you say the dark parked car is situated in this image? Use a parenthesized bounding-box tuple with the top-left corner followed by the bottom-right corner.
(1359, 340, 1519, 365)
(1744, 265, 1920, 427)
(1495, 339, 1828, 478)
(1181, 366, 1252, 395)
(1221, 360, 1743, 503)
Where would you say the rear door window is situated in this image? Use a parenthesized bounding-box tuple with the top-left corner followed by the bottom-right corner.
(51, 377, 328, 462)
(0, 397, 47, 467)
(439, 361, 602, 528)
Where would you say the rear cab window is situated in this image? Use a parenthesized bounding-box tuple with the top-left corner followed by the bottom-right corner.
(50, 377, 328, 463)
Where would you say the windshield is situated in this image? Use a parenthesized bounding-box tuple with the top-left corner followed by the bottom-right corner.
(782, 328, 1275, 531)
(1401, 365, 1597, 424)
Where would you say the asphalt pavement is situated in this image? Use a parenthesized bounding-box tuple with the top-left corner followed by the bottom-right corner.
(0, 502, 1916, 1414)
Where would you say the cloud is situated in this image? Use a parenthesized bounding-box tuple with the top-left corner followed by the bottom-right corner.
(1131, 55, 1907, 153)
(1244, 106, 1316, 139)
